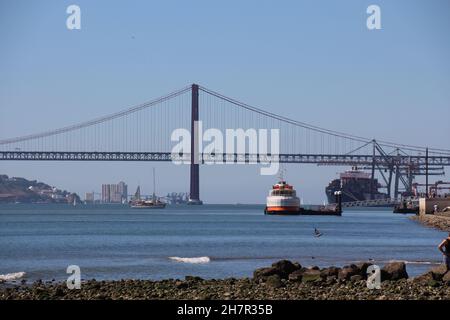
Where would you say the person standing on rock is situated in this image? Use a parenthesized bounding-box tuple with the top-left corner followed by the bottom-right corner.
(438, 233, 450, 271)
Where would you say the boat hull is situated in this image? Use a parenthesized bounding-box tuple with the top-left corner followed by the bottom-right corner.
(265, 206, 300, 215)
(393, 207, 418, 214)
(264, 207, 342, 216)
(130, 202, 166, 209)
(130, 204, 166, 209)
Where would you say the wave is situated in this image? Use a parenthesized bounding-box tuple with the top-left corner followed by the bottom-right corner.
(169, 256, 211, 264)
(0, 272, 26, 282)
(373, 259, 439, 265)
(385, 259, 437, 265)
(404, 260, 436, 265)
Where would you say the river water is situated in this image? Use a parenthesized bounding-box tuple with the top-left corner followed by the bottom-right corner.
(0, 204, 446, 282)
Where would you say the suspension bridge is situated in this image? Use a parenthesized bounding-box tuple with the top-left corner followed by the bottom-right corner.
(1, 84, 449, 204)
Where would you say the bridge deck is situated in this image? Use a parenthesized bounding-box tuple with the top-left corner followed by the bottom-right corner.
(1, 151, 449, 166)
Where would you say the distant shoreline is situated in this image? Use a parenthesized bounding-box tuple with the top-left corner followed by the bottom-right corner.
(411, 213, 450, 232)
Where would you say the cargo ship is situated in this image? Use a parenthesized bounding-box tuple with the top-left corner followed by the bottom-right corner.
(325, 167, 389, 205)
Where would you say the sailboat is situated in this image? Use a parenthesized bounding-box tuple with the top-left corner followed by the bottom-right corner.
(130, 168, 166, 209)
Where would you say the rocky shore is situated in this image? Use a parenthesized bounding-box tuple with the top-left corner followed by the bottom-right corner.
(411, 212, 450, 232)
(1, 260, 450, 300)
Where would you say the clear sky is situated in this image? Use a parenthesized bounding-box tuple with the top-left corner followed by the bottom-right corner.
(1, 0, 449, 203)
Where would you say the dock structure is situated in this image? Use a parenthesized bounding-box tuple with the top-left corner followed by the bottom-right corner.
(340, 198, 399, 208)
(419, 197, 450, 215)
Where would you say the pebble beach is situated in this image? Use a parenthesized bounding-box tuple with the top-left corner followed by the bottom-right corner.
(2, 260, 450, 300)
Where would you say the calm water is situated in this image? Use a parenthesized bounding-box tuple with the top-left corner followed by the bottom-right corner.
(0, 204, 447, 282)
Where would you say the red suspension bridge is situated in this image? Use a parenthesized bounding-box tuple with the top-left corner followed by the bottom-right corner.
(1, 84, 449, 203)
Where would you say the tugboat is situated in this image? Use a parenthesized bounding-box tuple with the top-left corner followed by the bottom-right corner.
(264, 172, 342, 216)
(264, 173, 301, 215)
(129, 168, 166, 209)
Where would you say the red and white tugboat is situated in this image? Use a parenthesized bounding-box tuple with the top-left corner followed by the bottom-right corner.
(265, 177, 300, 215)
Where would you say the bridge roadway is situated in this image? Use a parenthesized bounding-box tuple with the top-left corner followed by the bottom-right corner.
(1, 151, 449, 166)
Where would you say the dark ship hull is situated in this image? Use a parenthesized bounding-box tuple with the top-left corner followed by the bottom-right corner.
(326, 169, 389, 207)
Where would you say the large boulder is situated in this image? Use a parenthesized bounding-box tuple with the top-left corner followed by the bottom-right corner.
(271, 260, 301, 279)
(301, 269, 321, 283)
(381, 262, 408, 281)
(320, 266, 340, 278)
(412, 271, 434, 285)
(288, 268, 307, 282)
(338, 265, 359, 281)
(413, 264, 448, 285)
(254, 260, 301, 281)
(350, 275, 363, 282)
(265, 274, 284, 288)
(253, 267, 279, 282)
(442, 271, 450, 285)
(356, 262, 373, 279)
(430, 264, 448, 281)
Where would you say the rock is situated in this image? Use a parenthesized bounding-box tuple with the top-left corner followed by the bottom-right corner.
(53, 287, 64, 297)
(356, 262, 372, 278)
(320, 266, 340, 278)
(413, 272, 434, 284)
(381, 262, 408, 281)
(175, 281, 188, 289)
(301, 269, 321, 283)
(90, 282, 101, 290)
(254, 260, 301, 281)
(338, 265, 359, 281)
(350, 275, 363, 282)
(443, 271, 450, 284)
(326, 276, 337, 284)
(185, 276, 203, 282)
(427, 279, 441, 288)
(430, 264, 448, 281)
(288, 268, 306, 282)
(253, 267, 279, 281)
(271, 260, 301, 279)
(265, 275, 283, 288)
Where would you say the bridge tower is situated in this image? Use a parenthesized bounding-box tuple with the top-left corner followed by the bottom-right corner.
(189, 84, 203, 205)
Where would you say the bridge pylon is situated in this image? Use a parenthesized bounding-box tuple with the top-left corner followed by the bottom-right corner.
(188, 83, 202, 205)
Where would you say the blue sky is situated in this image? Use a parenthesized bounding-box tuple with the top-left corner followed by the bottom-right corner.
(0, 0, 449, 203)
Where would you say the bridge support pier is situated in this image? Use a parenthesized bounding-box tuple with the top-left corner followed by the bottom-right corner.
(188, 84, 202, 205)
